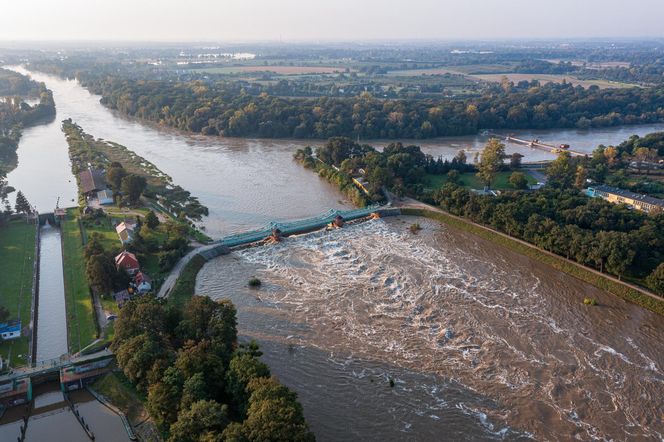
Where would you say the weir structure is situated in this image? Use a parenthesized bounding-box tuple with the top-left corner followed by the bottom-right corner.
(199, 205, 398, 260)
(159, 205, 400, 298)
(0, 349, 114, 408)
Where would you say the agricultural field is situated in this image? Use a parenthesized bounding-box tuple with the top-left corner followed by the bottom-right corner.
(0, 219, 36, 367)
(472, 73, 637, 89)
(190, 65, 353, 75)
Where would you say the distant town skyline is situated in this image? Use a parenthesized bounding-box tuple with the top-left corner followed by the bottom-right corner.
(1, 0, 663, 42)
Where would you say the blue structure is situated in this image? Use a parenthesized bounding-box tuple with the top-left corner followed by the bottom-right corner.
(0, 320, 21, 340)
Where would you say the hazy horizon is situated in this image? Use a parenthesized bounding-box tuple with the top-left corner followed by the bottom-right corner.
(1, 0, 663, 42)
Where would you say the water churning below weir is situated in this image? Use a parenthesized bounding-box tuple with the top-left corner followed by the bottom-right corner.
(197, 217, 664, 441)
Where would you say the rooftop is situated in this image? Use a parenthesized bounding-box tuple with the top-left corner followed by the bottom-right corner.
(591, 185, 664, 207)
(78, 167, 106, 194)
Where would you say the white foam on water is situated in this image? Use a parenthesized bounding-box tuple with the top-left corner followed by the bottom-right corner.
(205, 218, 664, 440)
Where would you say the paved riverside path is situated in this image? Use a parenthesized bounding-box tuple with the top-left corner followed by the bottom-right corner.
(157, 242, 220, 298)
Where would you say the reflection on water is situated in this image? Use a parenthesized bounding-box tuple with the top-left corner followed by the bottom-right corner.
(36, 224, 68, 361)
(406, 124, 664, 162)
(198, 218, 664, 441)
(0, 388, 131, 442)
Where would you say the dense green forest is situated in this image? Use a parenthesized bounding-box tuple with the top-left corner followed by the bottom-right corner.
(77, 76, 664, 139)
(112, 295, 315, 442)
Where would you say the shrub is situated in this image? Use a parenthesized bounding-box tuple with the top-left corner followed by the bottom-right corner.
(248, 277, 261, 288)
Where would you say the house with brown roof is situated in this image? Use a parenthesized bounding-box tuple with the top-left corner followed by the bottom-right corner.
(78, 167, 107, 196)
(115, 251, 140, 275)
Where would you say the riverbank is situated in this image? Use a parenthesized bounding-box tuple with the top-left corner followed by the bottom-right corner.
(0, 219, 37, 368)
(62, 120, 209, 228)
(90, 371, 160, 441)
(401, 206, 664, 316)
(167, 254, 206, 308)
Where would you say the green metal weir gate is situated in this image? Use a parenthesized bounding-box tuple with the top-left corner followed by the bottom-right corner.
(216, 205, 382, 249)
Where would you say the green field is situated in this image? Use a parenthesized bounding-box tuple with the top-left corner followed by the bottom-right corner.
(62, 208, 98, 353)
(0, 220, 36, 367)
(424, 171, 537, 191)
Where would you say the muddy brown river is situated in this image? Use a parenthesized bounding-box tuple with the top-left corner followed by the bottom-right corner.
(198, 218, 664, 441)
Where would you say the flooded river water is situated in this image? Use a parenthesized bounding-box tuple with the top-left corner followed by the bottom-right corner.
(7, 66, 664, 237)
(3, 67, 664, 440)
(198, 218, 664, 441)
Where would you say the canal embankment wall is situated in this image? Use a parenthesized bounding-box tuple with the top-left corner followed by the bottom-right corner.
(28, 221, 40, 366)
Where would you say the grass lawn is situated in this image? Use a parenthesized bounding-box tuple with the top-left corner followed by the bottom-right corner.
(424, 171, 537, 191)
(82, 213, 171, 290)
(168, 254, 206, 308)
(0, 220, 36, 367)
(62, 208, 98, 353)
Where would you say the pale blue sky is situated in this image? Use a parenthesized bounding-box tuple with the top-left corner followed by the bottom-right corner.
(1, 0, 662, 41)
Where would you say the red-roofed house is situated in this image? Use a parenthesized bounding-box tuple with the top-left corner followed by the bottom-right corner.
(115, 251, 140, 275)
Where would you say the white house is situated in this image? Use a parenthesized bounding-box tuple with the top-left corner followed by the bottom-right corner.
(0, 321, 21, 340)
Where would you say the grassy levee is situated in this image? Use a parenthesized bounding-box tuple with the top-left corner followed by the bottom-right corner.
(402, 208, 664, 316)
(62, 208, 98, 352)
(91, 371, 148, 425)
(0, 220, 36, 367)
(167, 254, 206, 308)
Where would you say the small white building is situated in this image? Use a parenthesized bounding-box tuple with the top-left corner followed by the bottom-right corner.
(0, 321, 21, 340)
(97, 189, 114, 205)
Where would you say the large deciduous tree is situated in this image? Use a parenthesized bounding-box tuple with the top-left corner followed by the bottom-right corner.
(121, 174, 147, 205)
(476, 138, 505, 189)
(646, 263, 664, 295)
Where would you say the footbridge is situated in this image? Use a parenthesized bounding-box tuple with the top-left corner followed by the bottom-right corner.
(0, 349, 114, 406)
(487, 131, 586, 157)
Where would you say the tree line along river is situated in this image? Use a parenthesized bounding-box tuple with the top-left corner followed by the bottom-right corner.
(3, 66, 664, 440)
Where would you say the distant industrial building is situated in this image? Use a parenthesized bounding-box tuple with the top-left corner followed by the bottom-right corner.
(586, 185, 664, 213)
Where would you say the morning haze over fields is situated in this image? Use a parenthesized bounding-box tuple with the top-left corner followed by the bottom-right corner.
(0, 1, 663, 441)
